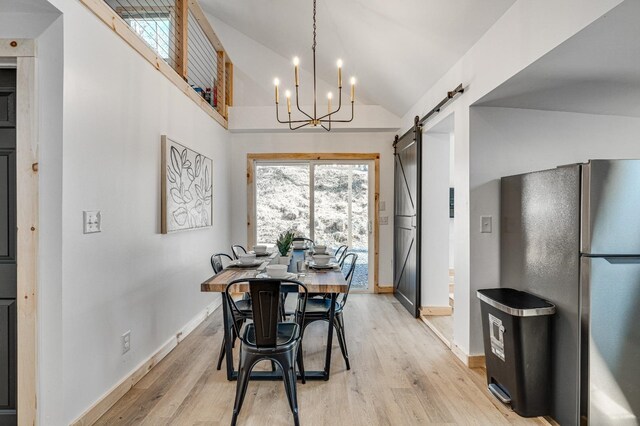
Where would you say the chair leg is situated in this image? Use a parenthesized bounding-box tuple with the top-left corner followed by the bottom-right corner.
(334, 313, 351, 370)
(216, 335, 226, 370)
(297, 342, 306, 384)
(277, 351, 300, 426)
(231, 350, 255, 426)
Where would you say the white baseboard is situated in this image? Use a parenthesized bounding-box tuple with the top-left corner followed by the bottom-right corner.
(70, 299, 221, 426)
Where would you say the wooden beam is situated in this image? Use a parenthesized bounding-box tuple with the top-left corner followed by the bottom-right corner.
(225, 60, 233, 107)
(187, 0, 227, 56)
(77, 0, 227, 129)
(373, 156, 380, 294)
(16, 55, 38, 426)
(247, 153, 381, 162)
(216, 50, 226, 118)
(174, 0, 189, 80)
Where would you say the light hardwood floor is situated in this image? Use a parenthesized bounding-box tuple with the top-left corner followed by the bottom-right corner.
(96, 295, 551, 425)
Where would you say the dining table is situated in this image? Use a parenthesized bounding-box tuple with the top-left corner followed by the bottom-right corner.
(200, 247, 347, 381)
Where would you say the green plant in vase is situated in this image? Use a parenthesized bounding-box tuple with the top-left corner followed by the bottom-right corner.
(276, 230, 295, 257)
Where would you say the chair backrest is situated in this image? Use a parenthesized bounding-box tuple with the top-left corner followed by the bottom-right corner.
(334, 245, 348, 263)
(211, 253, 234, 274)
(339, 253, 358, 308)
(226, 278, 308, 348)
(231, 244, 247, 259)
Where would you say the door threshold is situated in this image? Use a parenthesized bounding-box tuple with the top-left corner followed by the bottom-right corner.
(420, 314, 453, 349)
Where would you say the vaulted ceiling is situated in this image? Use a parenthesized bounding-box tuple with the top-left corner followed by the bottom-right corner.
(200, 0, 515, 116)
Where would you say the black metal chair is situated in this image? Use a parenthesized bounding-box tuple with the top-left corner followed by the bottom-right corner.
(211, 253, 234, 274)
(231, 244, 247, 259)
(226, 278, 308, 426)
(334, 245, 349, 264)
(296, 253, 357, 371)
(211, 253, 253, 370)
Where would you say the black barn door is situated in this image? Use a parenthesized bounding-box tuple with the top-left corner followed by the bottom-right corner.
(393, 123, 421, 317)
(0, 69, 17, 423)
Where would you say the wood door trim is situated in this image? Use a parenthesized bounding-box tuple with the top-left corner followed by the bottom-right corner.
(246, 153, 381, 293)
(0, 38, 38, 425)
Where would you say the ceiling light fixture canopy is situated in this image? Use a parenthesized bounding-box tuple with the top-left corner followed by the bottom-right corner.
(273, 0, 355, 131)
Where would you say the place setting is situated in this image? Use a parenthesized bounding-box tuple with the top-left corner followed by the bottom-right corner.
(255, 264, 298, 280)
(227, 253, 266, 268)
(247, 244, 272, 257)
(306, 245, 340, 271)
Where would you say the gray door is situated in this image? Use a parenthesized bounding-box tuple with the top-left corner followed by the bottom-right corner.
(393, 126, 421, 317)
(0, 69, 17, 423)
(584, 256, 640, 425)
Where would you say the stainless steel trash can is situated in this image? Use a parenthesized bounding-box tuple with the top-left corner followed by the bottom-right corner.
(477, 288, 556, 417)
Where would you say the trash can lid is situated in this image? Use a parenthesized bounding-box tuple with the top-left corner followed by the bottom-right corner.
(477, 288, 556, 317)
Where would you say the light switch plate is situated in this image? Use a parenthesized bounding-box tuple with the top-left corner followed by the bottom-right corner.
(121, 330, 131, 355)
(83, 210, 101, 234)
(481, 216, 492, 233)
(379, 201, 386, 212)
(380, 216, 389, 225)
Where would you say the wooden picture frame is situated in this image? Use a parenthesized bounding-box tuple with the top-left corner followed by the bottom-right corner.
(161, 135, 213, 233)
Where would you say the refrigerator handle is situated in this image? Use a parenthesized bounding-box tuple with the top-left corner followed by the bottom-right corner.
(603, 256, 640, 264)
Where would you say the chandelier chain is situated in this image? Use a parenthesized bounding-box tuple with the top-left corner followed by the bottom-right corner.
(312, 0, 317, 51)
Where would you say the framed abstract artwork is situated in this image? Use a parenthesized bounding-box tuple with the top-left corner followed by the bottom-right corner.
(161, 135, 213, 233)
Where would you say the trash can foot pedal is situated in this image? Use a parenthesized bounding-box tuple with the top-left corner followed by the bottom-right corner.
(488, 383, 512, 405)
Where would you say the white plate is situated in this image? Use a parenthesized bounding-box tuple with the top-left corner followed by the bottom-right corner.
(229, 260, 264, 268)
(249, 251, 271, 257)
(308, 262, 339, 270)
(256, 272, 297, 280)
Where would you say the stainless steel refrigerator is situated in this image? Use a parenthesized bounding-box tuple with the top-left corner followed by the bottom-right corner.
(501, 160, 640, 425)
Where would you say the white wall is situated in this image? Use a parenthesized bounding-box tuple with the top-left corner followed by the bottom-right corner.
(35, 15, 65, 426)
(468, 106, 640, 353)
(421, 131, 451, 308)
(3, 0, 233, 423)
(229, 131, 395, 287)
(400, 0, 624, 356)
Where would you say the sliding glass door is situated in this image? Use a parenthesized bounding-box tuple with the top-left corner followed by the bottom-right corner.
(254, 160, 374, 291)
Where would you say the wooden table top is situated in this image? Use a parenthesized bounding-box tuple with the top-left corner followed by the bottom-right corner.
(200, 255, 348, 294)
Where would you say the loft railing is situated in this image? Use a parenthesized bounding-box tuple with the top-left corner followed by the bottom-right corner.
(89, 0, 233, 124)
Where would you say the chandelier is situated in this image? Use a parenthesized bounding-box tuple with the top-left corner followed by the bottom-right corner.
(273, 0, 356, 131)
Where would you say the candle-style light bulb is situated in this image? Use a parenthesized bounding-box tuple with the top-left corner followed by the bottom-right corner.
(327, 92, 333, 112)
(337, 59, 343, 88)
(286, 90, 292, 113)
(293, 56, 300, 86)
(350, 77, 356, 102)
(274, 78, 280, 103)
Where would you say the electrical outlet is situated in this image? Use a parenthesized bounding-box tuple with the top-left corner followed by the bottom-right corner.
(379, 201, 386, 212)
(83, 210, 101, 234)
(121, 330, 131, 355)
(380, 216, 389, 225)
(481, 216, 492, 233)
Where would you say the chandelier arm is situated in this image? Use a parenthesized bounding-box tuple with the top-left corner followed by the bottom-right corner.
(295, 86, 314, 121)
(275, 104, 288, 124)
(290, 121, 312, 130)
(276, 104, 310, 124)
(320, 102, 354, 123)
(320, 123, 330, 131)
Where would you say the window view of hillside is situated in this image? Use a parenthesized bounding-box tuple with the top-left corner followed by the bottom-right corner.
(256, 164, 310, 244)
(255, 162, 370, 289)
